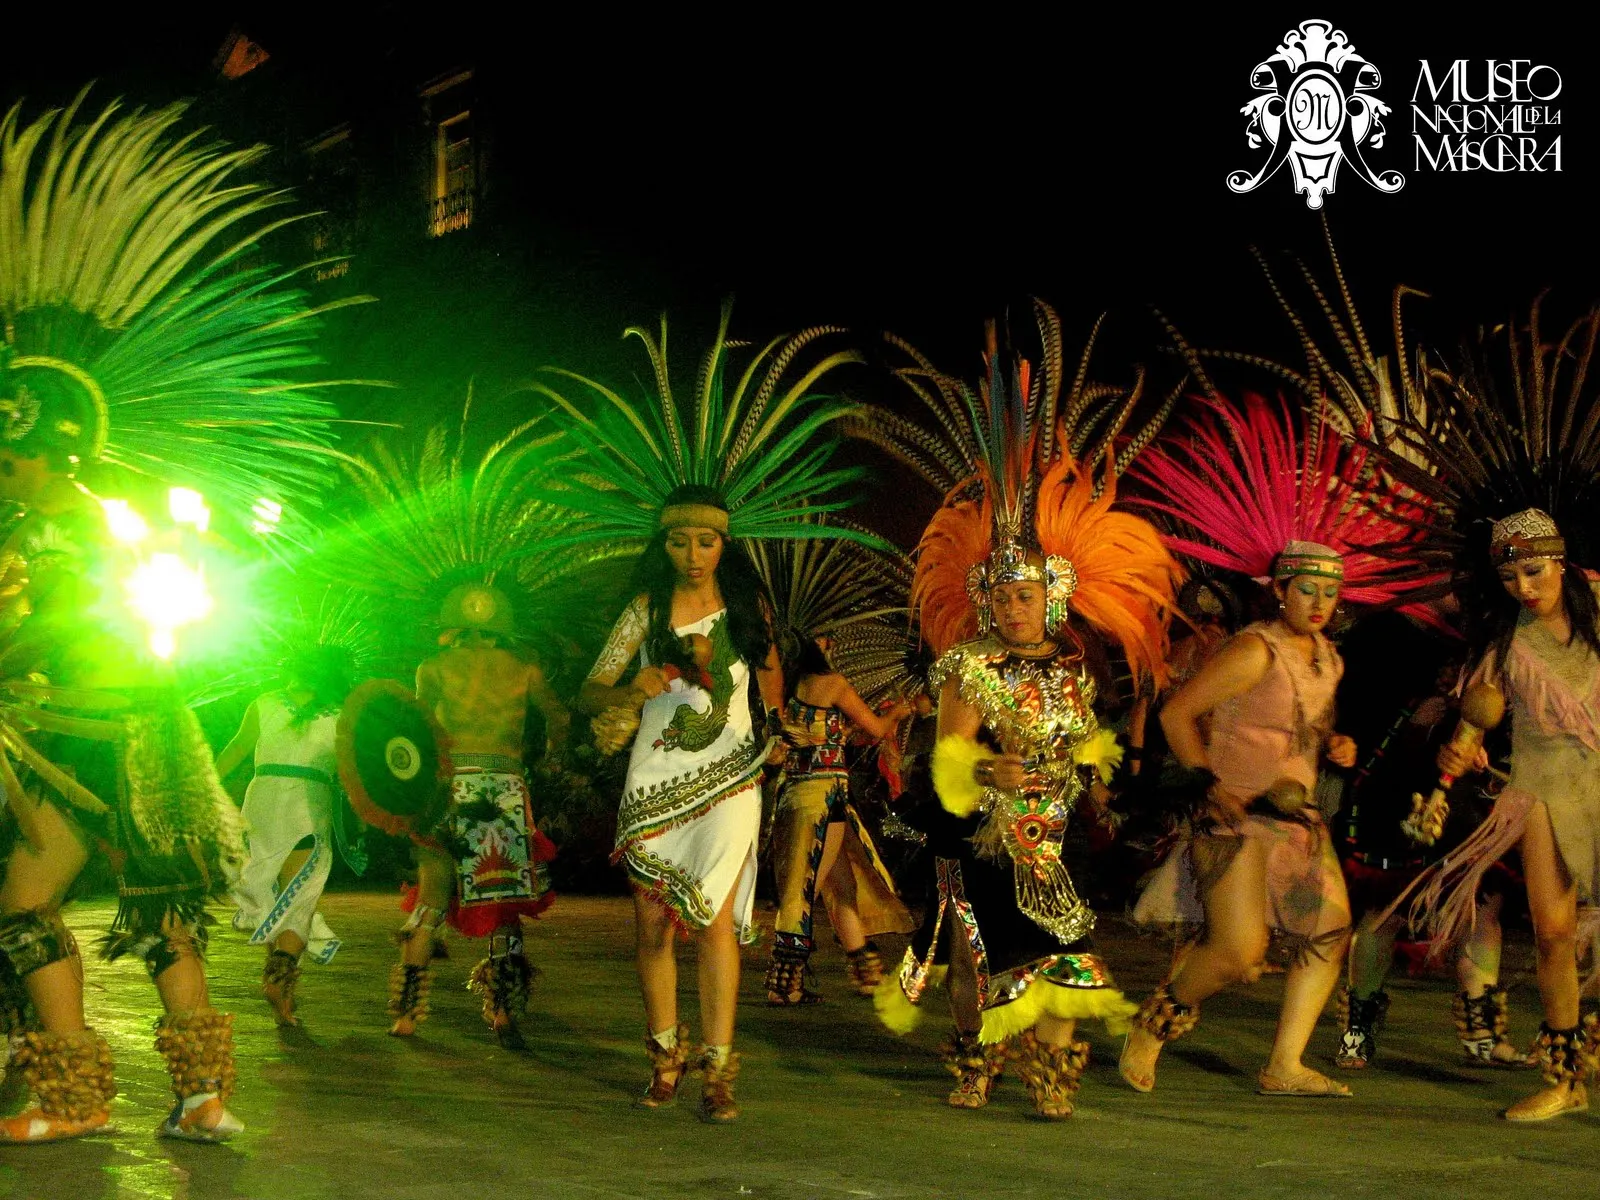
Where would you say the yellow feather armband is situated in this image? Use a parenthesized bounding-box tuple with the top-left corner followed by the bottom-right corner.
(932, 736, 995, 817)
(1072, 728, 1124, 785)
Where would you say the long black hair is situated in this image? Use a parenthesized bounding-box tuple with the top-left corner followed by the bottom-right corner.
(628, 485, 774, 672)
(1480, 555, 1600, 677)
(283, 644, 356, 726)
(782, 634, 833, 698)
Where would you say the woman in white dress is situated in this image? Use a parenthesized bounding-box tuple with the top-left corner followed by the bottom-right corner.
(217, 646, 358, 1027)
(581, 486, 784, 1123)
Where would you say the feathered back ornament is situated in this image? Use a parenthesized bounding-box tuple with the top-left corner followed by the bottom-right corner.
(1035, 456, 1181, 687)
(745, 524, 917, 697)
(315, 394, 626, 670)
(527, 302, 882, 551)
(899, 302, 1180, 679)
(0, 92, 369, 528)
(1128, 391, 1435, 607)
(1373, 297, 1600, 598)
(1185, 219, 1434, 451)
(186, 585, 385, 710)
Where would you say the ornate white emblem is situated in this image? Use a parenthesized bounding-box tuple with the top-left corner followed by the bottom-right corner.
(1227, 19, 1404, 210)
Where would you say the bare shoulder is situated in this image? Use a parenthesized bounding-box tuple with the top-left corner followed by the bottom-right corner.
(1218, 628, 1273, 667)
(817, 672, 850, 705)
(1168, 628, 1271, 706)
(795, 671, 846, 706)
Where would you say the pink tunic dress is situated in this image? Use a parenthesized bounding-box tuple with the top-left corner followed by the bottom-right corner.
(1133, 621, 1351, 960)
(1401, 607, 1600, 985)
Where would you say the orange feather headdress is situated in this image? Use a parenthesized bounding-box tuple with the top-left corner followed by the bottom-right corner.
(895, 303, 1182, 685)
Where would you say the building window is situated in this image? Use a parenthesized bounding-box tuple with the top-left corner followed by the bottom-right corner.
(432, 111, 474, 236)
(421, 69, 477, 237)
(305, 126, 356, 281)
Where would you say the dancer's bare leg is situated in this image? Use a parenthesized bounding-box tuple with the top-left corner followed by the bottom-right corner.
(697, 887, 741, 1048)
(1122, 836, 1269, 1084)
(271, 848, 311, 958)
(0, 796, 90, 1033)
(1265, 911, 1350, 1082)
(633, 890, 679, 1038)
(402, 849, 454, 968)
(1503, 801, 1584, 1119)
(1035, 1013, 1077, 1050)
(1348, 909, 1400, 998)
(1522, 803, 1579, 1029)
(944, 918, 983, 1034)
(1457, 892, 1505, 997)
(817, 824, 868, 952)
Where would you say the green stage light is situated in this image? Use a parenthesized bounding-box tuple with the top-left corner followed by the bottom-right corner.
(168, 487, 212, 533)
(100, 498, 151, 545)
(126, 552, 214, 660)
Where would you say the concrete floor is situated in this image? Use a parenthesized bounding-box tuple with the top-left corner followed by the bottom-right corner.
(0, 891, 1589, 1200)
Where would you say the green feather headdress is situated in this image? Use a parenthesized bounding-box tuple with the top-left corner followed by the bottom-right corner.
(0, 91, 369, 528)
(317, 396, 628, 671)
(526, 302, 884, 551)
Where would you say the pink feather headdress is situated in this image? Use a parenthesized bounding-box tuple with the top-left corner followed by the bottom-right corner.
(1128, 392, 1441, 608)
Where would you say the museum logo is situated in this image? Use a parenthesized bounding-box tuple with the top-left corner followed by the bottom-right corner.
(1227, 19, 1404, 210)
(1411, 60, 1561, 172)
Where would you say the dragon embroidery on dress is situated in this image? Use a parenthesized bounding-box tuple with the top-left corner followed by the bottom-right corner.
(654, 613, 737, 752)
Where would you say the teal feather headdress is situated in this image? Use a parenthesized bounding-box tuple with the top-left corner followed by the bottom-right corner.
(526, 302, 886, 551)
(0, 90, 370, 529)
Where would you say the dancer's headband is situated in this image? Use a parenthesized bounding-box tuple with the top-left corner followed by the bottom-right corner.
(659, 503, 730, 534)
(1490, 508, 1565, 564)
(1273, 540, 1344, 583)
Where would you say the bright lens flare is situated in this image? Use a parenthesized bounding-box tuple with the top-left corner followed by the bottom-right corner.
(168, 487, 211, 533)
(100, 499, 150, 545)
(251, 497, 282, 537)
(126, 553, 213, 659)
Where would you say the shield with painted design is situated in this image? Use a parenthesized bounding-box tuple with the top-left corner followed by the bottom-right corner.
(336, 680, 452, 838)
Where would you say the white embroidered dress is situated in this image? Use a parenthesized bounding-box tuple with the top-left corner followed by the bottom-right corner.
(603, 604, 767, 942)
(230, 692, 342, 963)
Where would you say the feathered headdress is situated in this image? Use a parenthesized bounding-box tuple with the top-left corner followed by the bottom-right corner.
(745, 526, 920, 698)
(894, 301, 1181, 682)
(186, 585, 385, 709)
(0, 92, 367, 530)
(1127, 391, 1438, 608)
(1183, 220, 1435, 450)
(315, 395, 627, 671)
(1371, 297, 1600, 604)
(526, 302, 883, 552)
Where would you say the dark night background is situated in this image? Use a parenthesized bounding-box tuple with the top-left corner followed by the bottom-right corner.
(10, 8, 1597, 470)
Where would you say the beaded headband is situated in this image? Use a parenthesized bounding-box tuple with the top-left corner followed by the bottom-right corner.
(1489, 508, 1565, 564)
(1272, 539, 1344, 583)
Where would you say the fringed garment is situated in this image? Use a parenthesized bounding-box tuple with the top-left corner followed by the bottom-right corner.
(20, 692, 247, 963)
(772, 699, 913, 956)
(1401, 611, 1600, 990)
(613, 609, 766, 943)
(1133, 621, 1350, 963)
(230, 693, 345, 963)
(883, 636, 1135, 1044)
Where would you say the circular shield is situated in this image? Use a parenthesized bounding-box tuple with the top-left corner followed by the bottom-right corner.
(337, 680, 452, 838)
